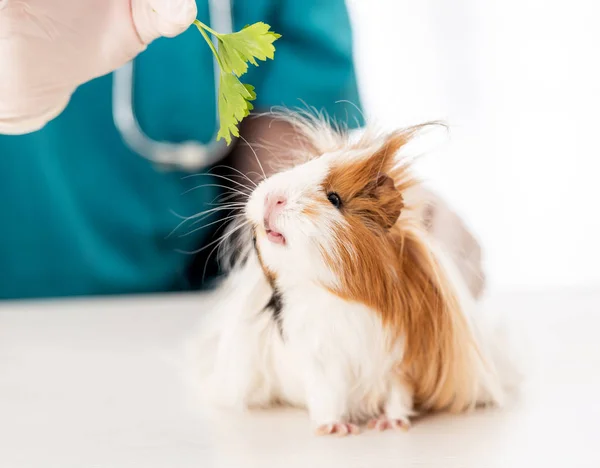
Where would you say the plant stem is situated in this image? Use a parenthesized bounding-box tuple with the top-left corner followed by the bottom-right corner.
(193, 19, 220, 38)
(193, 20, 223, 70)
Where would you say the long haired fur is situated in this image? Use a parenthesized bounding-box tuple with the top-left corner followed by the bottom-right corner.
(311, 127, 501, 413)
(191, 111, 515, 434)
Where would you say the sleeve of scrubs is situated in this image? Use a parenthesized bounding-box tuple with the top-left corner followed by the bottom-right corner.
(250, 0, 364, 127)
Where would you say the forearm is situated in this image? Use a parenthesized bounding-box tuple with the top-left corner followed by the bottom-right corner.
(228, 115, 311, 183)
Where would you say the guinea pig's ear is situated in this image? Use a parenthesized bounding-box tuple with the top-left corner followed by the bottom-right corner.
(379, 131, 410, 160)
(367, 173, 404, 229)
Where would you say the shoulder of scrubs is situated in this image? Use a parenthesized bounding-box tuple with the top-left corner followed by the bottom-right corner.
(243, 0, 364, 128)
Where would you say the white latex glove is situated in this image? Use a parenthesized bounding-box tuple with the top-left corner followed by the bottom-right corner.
(0, 0, 197, 134)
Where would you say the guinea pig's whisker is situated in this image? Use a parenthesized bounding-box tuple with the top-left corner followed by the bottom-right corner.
(212, 191, 249, 204)
(184, 206, 243, 227)
(202, 241, 223, 282)
(169, 209, 193, 221)
(209, 165, 258, 188)
(186, 204, 244, 219)
(175, 220, 250, 255)
(182, 183, 251, 198)
(215, 221, 250, 258)
(207, 174, 254, 192)
(166, 205, 244, 239)
(188, 188, 249, 207)
(183, 172, 255, 192)
(206, 187, 249, 205)
(181, 213, 242, 237)
(242, 141, 277, 172)
(240, 135, 267, 180)
(245, 170, 265, 182)
(202, 216, 249, 281)
(206, 199, 246, 207)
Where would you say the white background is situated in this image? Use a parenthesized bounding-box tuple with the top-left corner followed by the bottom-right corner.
(347, 0, 600, 292)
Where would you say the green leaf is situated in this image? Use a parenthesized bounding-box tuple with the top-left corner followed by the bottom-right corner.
(216, 22, 281, 77)
(193, 20, 281, 145)
(216, 73, 257, 145)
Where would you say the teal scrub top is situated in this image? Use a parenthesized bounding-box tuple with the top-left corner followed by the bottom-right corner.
(0, 0, 363, 300)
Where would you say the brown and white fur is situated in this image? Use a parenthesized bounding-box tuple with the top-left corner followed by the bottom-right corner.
(190, 115, 517, 436)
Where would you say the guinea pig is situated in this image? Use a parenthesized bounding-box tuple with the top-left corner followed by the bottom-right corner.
(188, 113, 518, 436)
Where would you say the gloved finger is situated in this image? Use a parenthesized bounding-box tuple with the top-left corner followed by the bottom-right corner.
(132, 0, 198, 44)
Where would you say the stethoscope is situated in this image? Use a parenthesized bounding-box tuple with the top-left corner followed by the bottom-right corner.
(112, 0, 233, 171)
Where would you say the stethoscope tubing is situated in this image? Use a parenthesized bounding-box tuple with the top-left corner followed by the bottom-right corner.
(112, 0, 234, 171)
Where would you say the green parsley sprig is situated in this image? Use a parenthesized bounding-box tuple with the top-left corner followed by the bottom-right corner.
(193, 20, 281, 145)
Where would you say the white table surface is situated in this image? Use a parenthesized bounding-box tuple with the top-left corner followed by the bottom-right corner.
(1, 290, 599, 468)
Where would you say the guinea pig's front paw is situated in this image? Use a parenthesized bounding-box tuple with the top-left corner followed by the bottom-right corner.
(315, 422, 360, 436)
(367, 415, 411, 432)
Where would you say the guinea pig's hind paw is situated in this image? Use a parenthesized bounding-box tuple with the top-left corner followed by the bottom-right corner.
(367, 416, 410, 432)
(315, 422, 360, 436)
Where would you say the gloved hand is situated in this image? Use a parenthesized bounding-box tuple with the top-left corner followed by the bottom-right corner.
(0, 0, 197, 134)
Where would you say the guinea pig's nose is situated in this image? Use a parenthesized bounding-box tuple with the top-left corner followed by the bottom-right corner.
(264, 194, 287, 227)
(265, 193, 287, 212)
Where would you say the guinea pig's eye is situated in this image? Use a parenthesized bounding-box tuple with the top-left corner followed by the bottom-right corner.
(327, 192, 342, 209)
